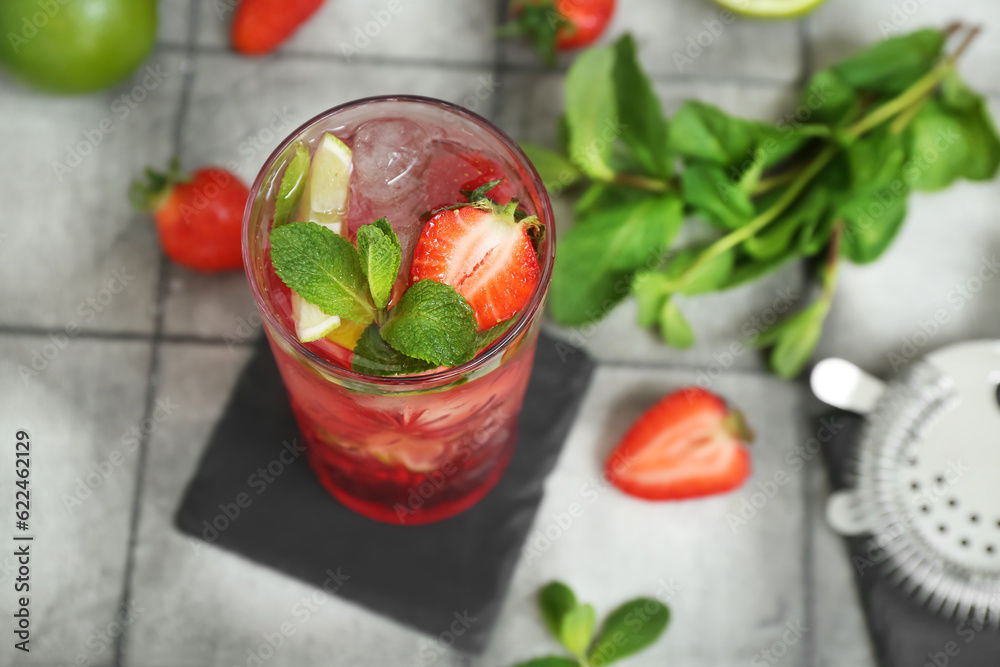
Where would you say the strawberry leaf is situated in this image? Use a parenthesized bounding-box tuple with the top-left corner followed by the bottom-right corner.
(270, 222, 376, 323)
(351, 323, 436, 377)
(274, 142, 310, 228)
(588, 598, 670, 665)
(381, 280, 478, 367)
(356, 218, 401, 310)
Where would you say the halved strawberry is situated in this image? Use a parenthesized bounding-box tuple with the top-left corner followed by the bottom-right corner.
(410, 200, 541, 331)
(606, 387, 753, 501)
(423, 152, 518, 212)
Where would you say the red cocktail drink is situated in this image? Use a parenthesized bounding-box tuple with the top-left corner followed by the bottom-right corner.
(243, 97, 554, 524)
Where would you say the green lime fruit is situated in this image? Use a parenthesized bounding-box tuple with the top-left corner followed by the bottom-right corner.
(0, 0, 157, 94)
(711, 0, 828, 18)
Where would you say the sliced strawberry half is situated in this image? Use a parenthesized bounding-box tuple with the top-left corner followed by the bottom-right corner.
(606, 387, 753, 501)
(423, 152, 518, 212)
(410, 200, 541, 331)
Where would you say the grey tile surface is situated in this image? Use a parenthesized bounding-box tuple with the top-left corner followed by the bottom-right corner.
(807, 0, 1000, 95)
(0, 52, 187, 333)
(475, 367, 807, 666)
(158, 0, 193, 46)
(500, 0, 803, 83)
(0, 337, 150, 666)
(122, 344, 462, 667)
(196, 0, 502, 64)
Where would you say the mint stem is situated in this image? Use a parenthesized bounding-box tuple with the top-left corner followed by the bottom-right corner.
(609, 172, 674, 192)
(666, 145, 838, 290)
(845, 24, 979, 139)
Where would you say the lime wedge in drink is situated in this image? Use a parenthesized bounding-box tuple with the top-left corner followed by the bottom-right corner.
(288, 133, 354, 342)
(710, 0, 827, 17)
(300, 132, 352, 228)
(292, 293, 342, 343)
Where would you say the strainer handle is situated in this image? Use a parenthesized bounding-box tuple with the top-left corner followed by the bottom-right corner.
(810, 358, 886, 414)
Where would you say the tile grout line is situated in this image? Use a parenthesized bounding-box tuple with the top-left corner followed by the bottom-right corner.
(797, 15, 819, 667)
(112, 1, 201, 665)
(155, 41, 807, 90)
(0, 324, 255, 347)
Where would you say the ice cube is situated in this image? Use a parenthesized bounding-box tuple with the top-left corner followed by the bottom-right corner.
(351, 118, 431, 206)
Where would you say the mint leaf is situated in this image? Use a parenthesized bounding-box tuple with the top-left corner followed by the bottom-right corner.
(521, 143, 582, 192)
(745, 186, 828, 261)
(270, 222, 375, 323)
(667, 101, 757, 167)
(799, 69, 859, 128)
(632, 271, 673, 327)
(274, 142, 310, 228)
(682, 161, 755, 229)
(832, 28, 945, 94)
(351, 323, 436, 377)
(549, 190, 683, 326)
(838, 186, 908, 264)
(767, 304, 826, 378)
(660, 300, 694, 349)
(566, 44, 618, 181)
(476, 317, 515, 351)
(613, 34, 672, 178)
(665, 246, 735, 295)
(511, 658, 579, 667)
(356, 218, 401, 310)
(381, 279, 477, 367)
(539, 582, 578, 641)
(724, 251, 799, 289)
(559, 604, 595, 659)
(588, 598, 670, 666)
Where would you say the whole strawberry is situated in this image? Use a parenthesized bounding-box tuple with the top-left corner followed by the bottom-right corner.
(231, 0, 326, 56)
(130, 160, 249, 272)
(501, 0, 616, 64)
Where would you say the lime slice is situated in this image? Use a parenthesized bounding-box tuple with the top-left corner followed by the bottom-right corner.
(710, 0, 827, 18)
(301, 133, 352, 227)
(292, 292, 342, 343)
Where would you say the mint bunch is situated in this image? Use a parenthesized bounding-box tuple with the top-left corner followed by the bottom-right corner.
(526, 26, 998, 377)
(270, 220, 510, 376)
(511, 582, 670, 667)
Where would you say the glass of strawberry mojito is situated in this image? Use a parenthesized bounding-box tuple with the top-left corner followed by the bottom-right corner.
(243, 96, 554, 525)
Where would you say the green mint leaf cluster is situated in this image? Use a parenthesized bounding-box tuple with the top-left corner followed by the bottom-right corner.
(528, 26, 999, 378)
(270, 220, 507, 377)
(512, 582, 670, 667)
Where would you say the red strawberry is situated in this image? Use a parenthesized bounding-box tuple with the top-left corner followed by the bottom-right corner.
(503, 0, 616, 63)
(606, 387, 753, 501)
(423, 152, 517, 212)
(130, 161, 249, 272)
(410, 200, 541, 331)
(231, 0, 326, 56)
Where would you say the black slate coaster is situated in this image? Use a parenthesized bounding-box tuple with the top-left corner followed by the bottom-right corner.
(821, 412, 1000, 667)
(176, 332, 595, 653)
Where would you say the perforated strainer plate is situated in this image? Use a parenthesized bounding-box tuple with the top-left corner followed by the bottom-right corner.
(813, 340, 1000, 628)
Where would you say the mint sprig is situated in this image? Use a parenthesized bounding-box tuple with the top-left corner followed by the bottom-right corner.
(513, 582, 670, 667)
(271, 219, 508, 376)
(527, 25, 996, 378)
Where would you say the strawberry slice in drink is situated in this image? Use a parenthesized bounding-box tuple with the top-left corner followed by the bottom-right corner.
(410, 199, 541, 331)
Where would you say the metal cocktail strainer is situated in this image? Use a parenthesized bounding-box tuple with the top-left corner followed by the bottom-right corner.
(811, 340, 1000, 628)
